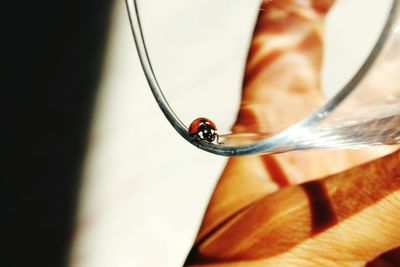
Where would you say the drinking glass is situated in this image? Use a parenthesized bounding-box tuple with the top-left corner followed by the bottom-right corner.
(126, 0, 400, 156)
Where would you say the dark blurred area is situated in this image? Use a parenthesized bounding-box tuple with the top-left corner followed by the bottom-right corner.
(3, 0, 113, 266)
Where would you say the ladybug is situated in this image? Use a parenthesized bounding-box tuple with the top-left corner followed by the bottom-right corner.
(188, 117, 223, 144)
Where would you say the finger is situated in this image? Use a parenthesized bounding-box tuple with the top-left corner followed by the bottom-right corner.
(234, 0, 396, 186)
(193, 146, 395, 244)
(195, 0, 338, 242)
(186, 150, 400, 266)
(235, 0, 327, 134)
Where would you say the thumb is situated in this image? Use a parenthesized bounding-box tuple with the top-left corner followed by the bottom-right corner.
(281, 150, 400, 265)
(186, 150, 400, 266)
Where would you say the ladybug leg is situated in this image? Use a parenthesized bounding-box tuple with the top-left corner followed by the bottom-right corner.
(215, 133, 224, 145)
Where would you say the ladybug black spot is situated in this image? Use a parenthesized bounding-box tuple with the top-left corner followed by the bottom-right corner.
(188, 118, 223, 144)
(197, 123, 216, 142)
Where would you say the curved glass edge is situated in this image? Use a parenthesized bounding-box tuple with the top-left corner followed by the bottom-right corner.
(126, 0, 399, 157)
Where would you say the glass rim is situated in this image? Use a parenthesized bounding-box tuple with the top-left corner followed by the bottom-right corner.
(126, 0, 399, 156)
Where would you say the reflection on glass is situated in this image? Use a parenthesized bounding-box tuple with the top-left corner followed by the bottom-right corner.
(126, 0, 400, 156)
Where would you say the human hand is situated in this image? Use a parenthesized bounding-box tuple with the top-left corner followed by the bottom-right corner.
(185, 1, 400, 266)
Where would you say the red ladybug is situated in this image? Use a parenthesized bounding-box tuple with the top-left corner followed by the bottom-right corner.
(188, 117, 223, 144)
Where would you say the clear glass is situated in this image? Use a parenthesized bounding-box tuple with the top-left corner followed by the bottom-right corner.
(125, 0, 400, 156)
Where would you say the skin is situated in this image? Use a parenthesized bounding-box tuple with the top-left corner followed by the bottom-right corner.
(185, 1, 400, 266)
